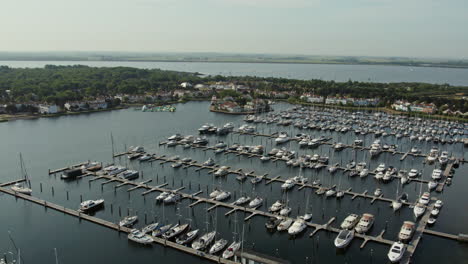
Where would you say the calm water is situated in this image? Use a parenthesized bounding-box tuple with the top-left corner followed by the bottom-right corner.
(0, 102, 467, 264)
(1, 61, 468, 85)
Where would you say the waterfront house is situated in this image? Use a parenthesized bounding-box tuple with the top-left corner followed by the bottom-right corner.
(39, 104, 60, 114)
(88, 100, 108, 110)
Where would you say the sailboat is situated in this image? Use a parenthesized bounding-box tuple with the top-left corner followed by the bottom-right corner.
(391, 180, 402, 211)
(11, 153, 32, 195)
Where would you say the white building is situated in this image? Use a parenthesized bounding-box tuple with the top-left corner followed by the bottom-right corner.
(39, 104, 59, 114)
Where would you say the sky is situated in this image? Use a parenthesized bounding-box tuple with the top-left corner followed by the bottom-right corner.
(1, 0, 467, 58)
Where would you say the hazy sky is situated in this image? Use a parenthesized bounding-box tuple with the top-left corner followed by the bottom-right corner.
(1, 0, 467, 58)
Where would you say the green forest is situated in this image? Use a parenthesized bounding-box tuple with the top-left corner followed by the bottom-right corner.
(0, 65, 467, 112)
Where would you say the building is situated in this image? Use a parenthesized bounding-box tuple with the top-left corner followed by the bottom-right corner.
(88, 100, 108, 110)
(64, 101, 87, 111)
(39, 104, 59, 114)
(180, 82, 192, 88)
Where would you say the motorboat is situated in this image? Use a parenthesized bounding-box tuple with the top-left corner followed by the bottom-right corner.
(408, 169, 420, 178)
(413, 203, 426, 218)
(61, 168, 84, 180)
(354, 213, 374, 234)
(334, 229, 354, 248)
(128, 229, 153, 245)
(428, 180, 438, 190)
(346, 161, 356, 169)
(248, 196, 263, 208)
(265, 217, 282, 229)
(431, 208, 440, 216)
(138, 154, 152, 162)
(176, 229, 199, 245)
(156, 191, 170, 202)
(168, 133, 183, 141)
(334, 142, 345, 151)
(300, 213, 313, 221)
(117, 170, 139, 180)
(356, 162, 366, 171)
(209, 239, 228, 255)
(277, 218, 294, 231)
(281, 178, 296, 190)
(359, 169, 369, 178)
(392, 199, 403, 211)
(163, 223, 190, 239)
(336, 190, 345, 198)
(210, 189, 221, 199)
(236, 173, 247, 181)
(171, 161, 183, 168)
(203, 158, 215, 166)
(328, 163, 339, 173)
(325, 187, 337, 197)
(192, 231, 216, 250)
(251, 175, 263, 184)
(166, 140, 177, 147)
(234, 196, 251, 205)
(119, 215, 138, 227)
(439, 151, 449, 165)
(428, 217, 437, 225)
(269, 200, 284, 213)
(374, 188, 382, 196)
(181, 157, 192, 163)
(130, 146, 145, 153)
(387, 242, 406, 263)
(215, 191, 231, 201)
(214, 142, 227, 148)
(288, 219, 307, 235)
(81, 161, 102, 172)
(260, 155, 271, 162)
(222, 241, 241, 259)
(340, 214, 360, 230)
(418, 192, 430, 205)
(434, 200, 443, 208)
(78, 199, 104, 213)
(108, 166, 127, 176)
(193, 137, 208, 145)
(214, 166, 229, 177)
(376, 163, 386, 172)
(431, 169, 442, 180)
(275, 132, 290, 144)
(398, 221, 415, 242)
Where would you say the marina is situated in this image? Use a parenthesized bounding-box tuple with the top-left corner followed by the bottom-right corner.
(1, 102, 467, 264)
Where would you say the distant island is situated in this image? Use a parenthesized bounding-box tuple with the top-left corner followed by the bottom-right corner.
(1, 51, 468, 69)
(0, 65, 467, 122)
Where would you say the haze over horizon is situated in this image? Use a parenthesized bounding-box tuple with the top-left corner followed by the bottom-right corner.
(2, 0, 467, 58)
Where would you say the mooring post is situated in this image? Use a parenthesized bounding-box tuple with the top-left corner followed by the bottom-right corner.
(51, 186, 54, 196)
(40, 182, 43, 192)
(66, 191, 69, 200)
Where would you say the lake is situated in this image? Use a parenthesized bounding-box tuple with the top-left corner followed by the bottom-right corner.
(1, 61, 468, 85)
(0, 101, 467, 264)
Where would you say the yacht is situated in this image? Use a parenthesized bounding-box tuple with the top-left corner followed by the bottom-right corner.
(359, 169, 369, 178)
(163, 193, 181, 204)
(234, 196, 251, 205)
(281, 178, 297, 190)
(279, 206, 292, 216)
(214, 166, 229, 177)
(203, 158, 215, 166)
(277, 218, 294, 231)
(163, 223, 190, 239)
(269, 200, 284, 213)
(325, 187, 337, 197)
(328, 163, 339, 173)
(176, 229, 199, 245)
(413, 203, 426, 218)
(117, 170, 139, 180)
(434, 200, 443, 208)
(222, 241, 241, 259)
(128, 229, 153, 245)
(431, 169, 442, 180)
(340, 214, 360, 230)
(214, 142, 227, 148)
(288, 219, 307, 235)
(428, 180, 438, 190)
(61, 168, 84, 180)
(427, 147, 439, 163)
(355, 213, 374, 234)
(431, 208, 440, 216)
(376, 163, 386, 172)
(119, 215, 138, 227)
(418, 192, 430, 205)
(193, 137, 208, 145)
(108, 166, 127, 176)
(168, 133, 183, 141)
(209, 239, 228, 255)
(265, 216, 282, 229)
(248, 196, 263, 208)
(260, 155, 271, 162)
(78, 199, 104, 213)
(192, 231, 216, 250)
(334, 142, 345, 151)
(334, 229, 354, 248)
(152, 224, 172, 237)
(374, 188, 382, 196)
(138, 154, 152, 162)
(142, 222, 161, 234)
(215, 191, 231, 201)
(275, 132, 290, 144)
(439, 151, 449, 165)
(398, 221, 415, 242)
(387, 242, 406, 263)
(369, 140, 382, 157)
(408, 169, 419, 178)
(156, 191, 170, 202)
(11, 182, 32, 195)
(300, 213, 313, 221)
(210, 189, 221, 199)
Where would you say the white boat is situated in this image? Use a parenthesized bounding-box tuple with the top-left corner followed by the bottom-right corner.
(387, 242, 406, 263)
(428, 180, 438, 190)
(210, 189, 221, 199)
(279, 206, 292, 216)
(300, 213, 313, 221)
(214, 166, 229, 177)
(11, 182, 32, 195)
(222, 241, 241, 259)
(355, 213, 374, 234)
(192, 231, 216, 250)
(328, 164, 339, 173)
(171, 161, 183, 168)
(156, 191, 170, 202)
(119, 215, 138, 227)
(176, 229, 199, 245)
(142, 222, 161, 234)
(260, 155, 271, 162)
(275, 132, 290, 144)
(408, 169, 419, 178)
(152, 224, 173, 237)
(163, 223, 190, 239)
(413, 203, 426, 218)
(288, 219, 307, 235)
(376, 163, 386, 172)
(418, 192, 430, 205)
(215, 191, 231, 201)
(281, 178, 296, 190)
(434, 200, 443, 208)
(438, 151, 449, 165)
(248, 196, 263, 208)
(209, 239, 228, 255)
(359, 169, 369, 178)
(398, 221, 415, 242)
(203, 158, 215, 166)
(78, 199, 104, 213)
(163, 193, 181, 204)
(128, 229, 153, 244)
(234, 196, 251, 205)
(374, 188, 382, 196)
(340, 214, 360, 230)
(251, 175, 263, 184)
(334, 229, 354, 248)
(277, 218, 293, 231)
(325, 187, 337, 197)
(431, 169, 442, 180)
(392, 200, 403, 211)
(138, 154, 152, 162)
(269, 200, 284, 212)
(431, 208, 440, 216)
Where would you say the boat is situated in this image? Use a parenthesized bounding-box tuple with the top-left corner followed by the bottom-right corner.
(128, 229, 153, 245)
(209, 189, 221, 199)
(288, 219, 307, 235)
(163, 223, 190, 239)
(439, 151, 449, 165)
(81, 161, 102, 171)
(176, 229, 199, 245)
(142, 222, 161, 234)
(214, 166, 229, 177)
(260, 155, 271, 162)
(138, 154, 152, 162)
(398, 221, 415, 242)
(156, 191, 170, 202)
(281, 178, 297, 190)
(413, 203, 426, 218)
(108, 166, 127, 176)
(374, 188, 382, 196)
(269, 200, 284, 212)
(354, 213, 374, 234)
(11, 155, 32, 195)
(431, 208, 440, 216)
(387, 242, 406, 263)
(209, 239, 228, 255)
(340, 214, 360, 230)
(300, 213, 313, 221)
(248, 196, 263, 208)
(128, 152, 143, 159)
(434, 200, 443, 208)
(215, 191, 231, 201)
(279, 206, 292, 216)
(408, 169, 420, 178)
(275, 132, 290, 144)
(334, 229, 354, 248)
(78, 199, 104, 213)
(192, 231, 216, 250)
(427, 217, 437, 225)
(265, 217, 282, 229)
(428, 180, 438, 190)
(251, 175, 263, 184)
(431, 169, 442, 180)
(359, 169, 369, 178)
(328, 163, 339, 173)
(376, 163, 386, 172)
(152, 224, 173, 237)
(418, 192, 430, 205)
(61, 168, 83, 180)
(193, 137, 208, 145)
(222, 241, 241, 259)
(130, 146, 145, 153)
(234, 196, 251, 205)
(203, 158, 215, 166)
(168, 134, 183, 141)
(163, 193, 181, 204)
(325, 187, 337, 197)
(277, 218, 294, 231)
(117, 170, 139, 180)
(119, 215, 138, 227)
